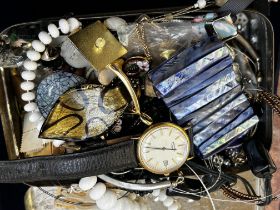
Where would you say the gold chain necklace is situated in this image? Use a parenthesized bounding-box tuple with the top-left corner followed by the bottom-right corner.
(135, 19, 152, 61)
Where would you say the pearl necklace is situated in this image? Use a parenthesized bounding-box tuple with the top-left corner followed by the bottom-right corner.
(20, 18, 81, 130)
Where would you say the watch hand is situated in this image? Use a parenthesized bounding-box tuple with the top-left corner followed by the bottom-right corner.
(144, 146, 176, 151)
(144, 146, 164, 150)
(164, 147, 177, 151)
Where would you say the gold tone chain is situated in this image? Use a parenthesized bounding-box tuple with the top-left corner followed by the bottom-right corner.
(135, 21, 152, 61)
(133, 2, 215, 61)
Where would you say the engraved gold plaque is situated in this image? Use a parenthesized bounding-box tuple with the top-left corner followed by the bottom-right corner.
(69, 21, 127, 71)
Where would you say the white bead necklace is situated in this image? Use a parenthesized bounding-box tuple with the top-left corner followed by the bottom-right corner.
(78, 176, 182, 210)
(21, 17, 81, 128)
(151, 189, 180, 210)
(78, 176, 151, 210)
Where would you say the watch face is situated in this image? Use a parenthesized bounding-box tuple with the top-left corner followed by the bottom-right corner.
(137, 123, 190, 175)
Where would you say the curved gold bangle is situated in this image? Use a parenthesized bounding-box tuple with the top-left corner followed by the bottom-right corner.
(107, 60, 153, 126)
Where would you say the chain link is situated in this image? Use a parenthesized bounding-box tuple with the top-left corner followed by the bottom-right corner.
(257, 90, 280, 116)
(222, 185, 261, 201)
(135, 20, 152, 61)
(221, 185, 279, 204)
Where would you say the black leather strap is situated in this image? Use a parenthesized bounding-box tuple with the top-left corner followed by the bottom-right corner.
(0, 141, 137, 183)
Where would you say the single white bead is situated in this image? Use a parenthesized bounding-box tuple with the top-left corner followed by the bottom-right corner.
(38, 31, 52, 45)
(104, 17, 127, 32)
(53, 140, 65, 147)
(128, 193, 137, 200)
(158, 190, 167, 202)
(32, 40, 45, 52)
(23, 60, 37, 71)
(96, 190, 117, 210)
(21, 92, 35, 101)
(21, 71, 36, 81)
(152, 189, 160, 197)
(89, 182, 106, 200)
(79, 176, 98, 191)
(20, 81, 35, 91)
(29, 111, 42, 122)
(67, 17, 80, 32)
(59, 19, 70, 34)
(24, 102, 37, 112)
(163, 197, 174, 207)
(27, 50, 41, 61)
(48, 24, 60, 38)
(36, 120, 44, 131)
(197, 0, 207, 9)
(168, 202, 179, 210)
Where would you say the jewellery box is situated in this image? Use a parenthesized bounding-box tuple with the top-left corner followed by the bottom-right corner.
(0, 6, 274, 182)
(0, 3, 277, 210)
